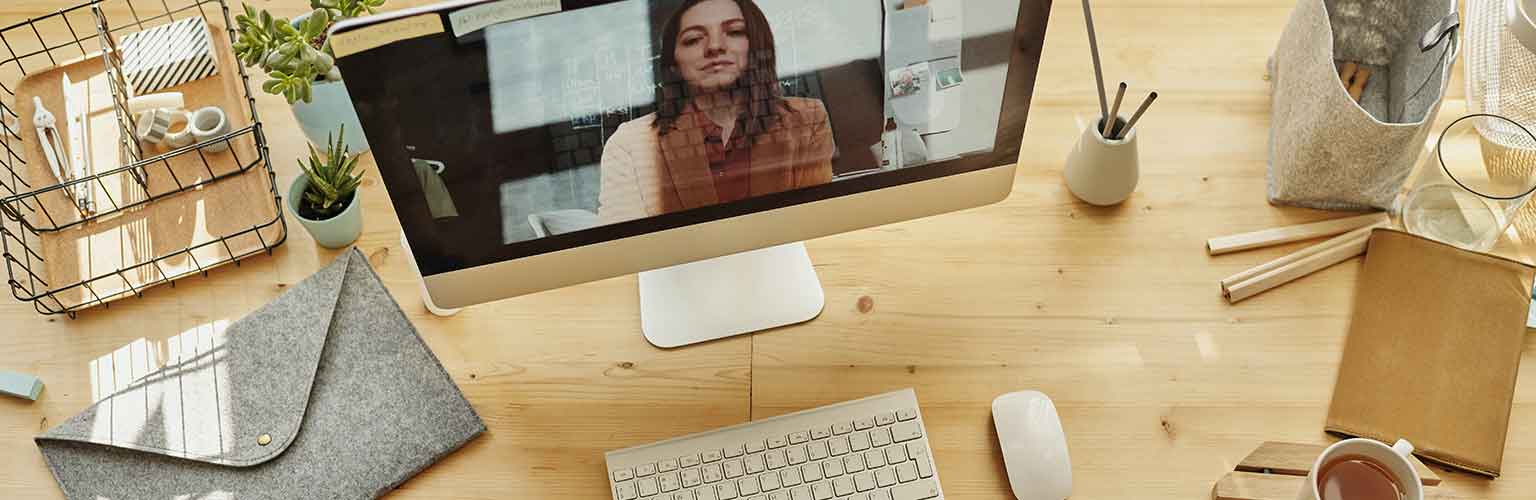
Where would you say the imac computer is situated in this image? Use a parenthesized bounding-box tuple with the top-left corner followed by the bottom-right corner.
(330, 0, 1049, 347)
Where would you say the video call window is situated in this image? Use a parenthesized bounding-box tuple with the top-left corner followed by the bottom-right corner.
(343, 0, 1006, 274)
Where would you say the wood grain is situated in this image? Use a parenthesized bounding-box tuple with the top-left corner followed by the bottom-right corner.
(0, 1, 1528, 500)
(1234, 441, 1441, 486)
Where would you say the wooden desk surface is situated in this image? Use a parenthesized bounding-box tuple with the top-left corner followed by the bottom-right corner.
(2, 0, 1532, 498)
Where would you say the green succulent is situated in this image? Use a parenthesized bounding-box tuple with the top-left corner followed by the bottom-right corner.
(233, 0, 383, 104)
(298, 125, 364, 219)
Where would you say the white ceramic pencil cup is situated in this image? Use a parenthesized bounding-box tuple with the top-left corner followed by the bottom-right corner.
(1064, 116, 1139, 206)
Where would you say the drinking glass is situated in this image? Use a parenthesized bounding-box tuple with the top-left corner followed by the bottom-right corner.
(1400, 114, 1536, 251)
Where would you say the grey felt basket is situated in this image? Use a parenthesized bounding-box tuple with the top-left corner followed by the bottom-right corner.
(1267, 0, 1461, 211)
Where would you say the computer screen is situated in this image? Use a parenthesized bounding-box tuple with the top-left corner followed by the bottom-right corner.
(335, 0, 1023, 276)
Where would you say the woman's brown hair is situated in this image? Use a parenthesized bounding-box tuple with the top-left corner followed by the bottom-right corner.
(653, 0, 790, 139)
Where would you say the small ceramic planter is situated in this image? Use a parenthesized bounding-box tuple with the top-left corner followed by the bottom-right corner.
(1064, 116, 1139, 206)
(288, 13, 370, 154)
(288, 173, 363, 249)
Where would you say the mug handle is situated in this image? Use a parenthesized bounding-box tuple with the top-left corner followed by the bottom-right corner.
(1393, 439, 1415, 457)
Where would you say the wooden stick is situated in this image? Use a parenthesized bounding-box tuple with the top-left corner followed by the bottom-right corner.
(1104, 82, 1127, 138)
(1223, 232, 1370, 304)
(1206, 212, 1387, 255)
(1220, 221, 1386, 291)
(1338, 61, 1358, 84)
(1116, 91, 1157, 140)
(1082, 0, 1109, 127)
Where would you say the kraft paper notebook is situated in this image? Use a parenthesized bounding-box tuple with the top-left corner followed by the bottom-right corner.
(35, 249, 486, 499)
(1326, 229, 1535, 477)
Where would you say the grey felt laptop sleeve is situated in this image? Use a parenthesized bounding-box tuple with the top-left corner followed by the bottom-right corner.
(35, 249, 486, 499)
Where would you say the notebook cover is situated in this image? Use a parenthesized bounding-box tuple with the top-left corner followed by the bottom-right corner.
(1326, 229, 1535, 477)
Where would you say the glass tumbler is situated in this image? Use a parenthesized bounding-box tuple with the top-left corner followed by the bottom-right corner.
(1400, 114, 1536, 251)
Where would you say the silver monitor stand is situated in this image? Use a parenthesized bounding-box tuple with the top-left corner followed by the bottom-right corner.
(639, 242, 825, 348)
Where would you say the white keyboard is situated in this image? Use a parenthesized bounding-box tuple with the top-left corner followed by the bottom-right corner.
(605, 389, 943, 500)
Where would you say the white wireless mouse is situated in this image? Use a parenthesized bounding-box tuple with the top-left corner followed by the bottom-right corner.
(992, 391, 1072, 500)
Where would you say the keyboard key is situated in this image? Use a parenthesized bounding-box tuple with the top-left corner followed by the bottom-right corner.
(905, 442, 927, 458)
(616, 482, 638, 500)
(746, 440, 767, 453)
(660, 459, 680, 472)
(683, 468, 703, 488)
(614, 468, 635, 482)
(788, 431, 810, 445)
(745, 455, 766, 474)
(792, 486, 813, 500)
(849, 433, 871, 452)
(890, 479, 940, 500)
(864, 450, 885, 468)
(697, 488, 720, 500)
(855, 471, 876, 492)
(801, 464, 823, 482)
(766, 449, 788, 469)
(725, 444, 746, 458)
(872, 490, 893, 500)
(889, 422, 922, 443)
(870, 428, 892, 448)
(739, 478, 760, 496)
(876, 468, 897, 487)
(876, 412, 897, 426)
(681, 454, 703, 468)
(639, 477, 660, 496)
(718, 482, 739, 500)
(896, 462, 918, 483)
(829, 437, 851, 456)
(885, 446, 907, 464)
(769, 492, 790, 500)
(704, 449, 724, 463)
(723, 460, 744, 479)
(808, 441, 829, 460)
(639, 463, 658, 477)
(854, 417, 875, 430)
(703, 464, 723, 483)
(896, 408, 918, 421)
(915, 455, 934, 478)
(833, 477, 856, 496)
(844, 454, 866, 473)
(760, 472, 782, 491)
(786, 446, 808, 465)
(823, 459, 845, 478)
(768, 436, 789, 449)
(781, 468, 803, 487)
(833, 422, 854, 435)
(812, 483, 834, 500)
(660, 472, 681, 492)
(810, 426, 832, 440)
(673, 491, 694, 500)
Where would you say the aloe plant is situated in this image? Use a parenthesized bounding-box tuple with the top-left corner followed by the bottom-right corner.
(298, 125, 364, 219)
(232, 0, 385, 104)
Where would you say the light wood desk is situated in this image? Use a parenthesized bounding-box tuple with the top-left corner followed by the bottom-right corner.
(1, 0, 1532, 498)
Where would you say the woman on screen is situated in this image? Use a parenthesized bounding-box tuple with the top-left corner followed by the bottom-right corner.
(597, 0, 835, 224)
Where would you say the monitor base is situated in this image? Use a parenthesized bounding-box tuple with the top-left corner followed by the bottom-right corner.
(402, 232, 463, 317)
(639, 242, 825, 348)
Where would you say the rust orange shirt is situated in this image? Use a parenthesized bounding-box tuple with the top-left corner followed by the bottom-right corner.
(694, 108, 752, 203)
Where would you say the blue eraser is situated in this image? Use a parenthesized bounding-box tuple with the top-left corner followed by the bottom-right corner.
(0, 370, 43, 401)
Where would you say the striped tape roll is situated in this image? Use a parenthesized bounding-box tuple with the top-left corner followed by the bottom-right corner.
(135, 108, 173, 145)
(120, 17, 219, 95)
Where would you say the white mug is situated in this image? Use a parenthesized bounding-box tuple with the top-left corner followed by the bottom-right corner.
(1297, 438, 1422, 500)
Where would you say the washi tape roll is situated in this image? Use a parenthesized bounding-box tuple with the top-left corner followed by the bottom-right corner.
(164, 111, 195, 149)
(134, 108, 172, 145)
(189, 106, 229, 152)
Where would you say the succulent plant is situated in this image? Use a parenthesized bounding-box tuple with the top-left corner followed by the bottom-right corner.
(232, 0, 384, 104)
(298, 125, 364, 219)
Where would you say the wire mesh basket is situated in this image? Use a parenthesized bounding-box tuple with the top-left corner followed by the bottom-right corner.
(0, 0, 285, 316)
(1466, 0, 1536, 150)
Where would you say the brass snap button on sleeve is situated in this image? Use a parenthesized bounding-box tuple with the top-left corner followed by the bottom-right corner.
(257, 434, 272, 446)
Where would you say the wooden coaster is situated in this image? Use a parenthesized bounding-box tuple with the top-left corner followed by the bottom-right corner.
(1213, 442, 1450, 500)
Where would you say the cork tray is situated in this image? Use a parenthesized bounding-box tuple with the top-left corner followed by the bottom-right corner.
(1213, 442, 1453, 500)
(11, 22, 281, 310)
